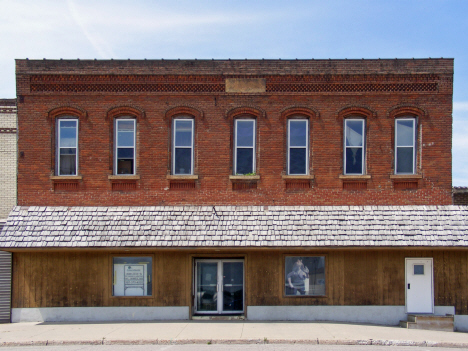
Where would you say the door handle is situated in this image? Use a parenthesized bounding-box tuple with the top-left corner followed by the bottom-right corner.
(408, 283, 410, 289)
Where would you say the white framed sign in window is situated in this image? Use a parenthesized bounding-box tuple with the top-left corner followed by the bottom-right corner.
(113, 257, 152, 296)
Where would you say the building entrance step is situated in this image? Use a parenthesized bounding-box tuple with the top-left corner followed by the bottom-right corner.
(192, 315, 245, 321)
(400, 314, 454, 332)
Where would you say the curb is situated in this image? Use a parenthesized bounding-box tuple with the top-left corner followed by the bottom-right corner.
(1, 339, 468, 348)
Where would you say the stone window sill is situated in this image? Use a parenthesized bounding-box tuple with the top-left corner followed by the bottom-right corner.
(108, 175, 140, 180)
(229, 175, 260, 180)
(390, 174, 422, 179)
(339, 175, 371, 180)
(50, 175, 82, 181)
(167, 175, 199, 180)
(282, 175, 315, 180)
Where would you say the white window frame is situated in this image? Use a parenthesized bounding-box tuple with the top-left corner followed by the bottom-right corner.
(344, 118, 365, 175)
(114, 118, 136, 175)
(57, 118, 78, 176)
(234, 118, 256, 175)
(172, 118, 194, 175)
(287, 118, 309, 175)
(395, 117, 416, 175)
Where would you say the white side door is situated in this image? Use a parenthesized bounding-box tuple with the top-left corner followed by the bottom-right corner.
(405, 258, 433, 314)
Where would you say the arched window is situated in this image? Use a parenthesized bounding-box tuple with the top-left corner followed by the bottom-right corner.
(172, 117, 194, 175)
(234, 117, 256, 175)
(56, 117, 78, 176)
(395, 117, 416, 174)
(114, 117, 136, 175)
(287, 117, 309, 175)
(344, 118, 366, 175)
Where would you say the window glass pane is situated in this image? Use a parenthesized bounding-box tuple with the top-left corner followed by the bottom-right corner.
(289, 120, 307, 147)
(60, 122, 77, 148)
(396, 147, 414, 173)
(112, 257, 152, 296)
(345, 147, 363, 174)
(197, 262, 218, 312)
(223, 262, 243, 312)
(118, 148, 134, 159)
(285, 256, 325, 296)
(345, 120, 363, 147)
(414, 264, 424, 275)
(60, 155, 76, 175)
(289, 148, 306, 174)
(60, 148, 76, 155)
(236, 148, 253, 174)
(175, 120, 193, 147)
(236, 120, 254, 147)
(396, 120, 414, 146)
(118, 131, 134, 147)
(175, 148, 192, 174)
(117, 120, 135, 131)
(117, 160, 133, 174)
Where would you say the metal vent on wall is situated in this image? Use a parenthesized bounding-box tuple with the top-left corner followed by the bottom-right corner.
(0, 250, 12, 323)
(170, 182, 196, 190)
(232, 182, 257, 190)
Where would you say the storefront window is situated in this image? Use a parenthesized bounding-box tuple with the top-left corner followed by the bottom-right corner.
(285, 256, 325, 296)
(113, 257, 152, 296)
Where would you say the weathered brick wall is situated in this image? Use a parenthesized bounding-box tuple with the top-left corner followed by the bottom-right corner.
(15, 59, 453, 206)
(453, 189, 468, 205)
(0, 99, 17, 219)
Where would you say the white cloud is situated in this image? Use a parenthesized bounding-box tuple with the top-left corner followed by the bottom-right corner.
(454, 102, 468, 112)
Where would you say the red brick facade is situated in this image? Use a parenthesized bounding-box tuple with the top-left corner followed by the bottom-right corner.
(16, 59, 453, 206)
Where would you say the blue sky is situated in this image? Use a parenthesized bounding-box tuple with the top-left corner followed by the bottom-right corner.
(1, 0, 467, 184)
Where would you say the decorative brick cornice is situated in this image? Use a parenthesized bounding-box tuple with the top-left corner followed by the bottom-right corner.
(47, 105, 87, 120)
(0, 107, 16, 114)
(225, 106, 266, 120)
(0, 128, 17, 133)
(280, 105, 320, 120)
(387, 104, 428, 118)
(337, 105, 377, 119)
(106, 105, 145, 121)
(164, 105, 204, 123)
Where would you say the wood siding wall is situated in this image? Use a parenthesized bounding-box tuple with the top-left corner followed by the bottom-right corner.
(11, 249, 468, 315)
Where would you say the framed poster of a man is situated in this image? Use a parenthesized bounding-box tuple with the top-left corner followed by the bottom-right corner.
(284, 256, 325, 296)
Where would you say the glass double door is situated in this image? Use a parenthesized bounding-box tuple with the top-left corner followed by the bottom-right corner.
(195, 259, 244, 314)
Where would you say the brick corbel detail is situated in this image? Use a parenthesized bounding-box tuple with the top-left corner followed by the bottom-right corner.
(280, 105, 320, 120)
(164, 105, 204, 124)
(106, 105, 145, 121)
(47, 106, 88, 121)
(387, 105, 428, 119)
(225, 106, 266, 120)
(337, 105, 377, 119)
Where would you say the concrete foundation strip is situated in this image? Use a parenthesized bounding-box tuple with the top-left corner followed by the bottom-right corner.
(1, 339, 468, 348)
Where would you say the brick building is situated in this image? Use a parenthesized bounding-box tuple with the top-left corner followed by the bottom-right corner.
(0, 99, 16, 323)
(1, 59, 468, 330)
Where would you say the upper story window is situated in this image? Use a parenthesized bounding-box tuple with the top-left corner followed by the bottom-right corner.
(395, 118, 416, 174)
(234, 119, 256, 175)
(172, 118, 194, 175)
(344, 119, 365, 175)
(114, 118, 136, 175)
(57, 118, 78, 176)
(288, 119, 309, 175)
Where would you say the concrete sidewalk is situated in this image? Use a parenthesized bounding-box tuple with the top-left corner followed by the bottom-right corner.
(0, 321, 467, 348)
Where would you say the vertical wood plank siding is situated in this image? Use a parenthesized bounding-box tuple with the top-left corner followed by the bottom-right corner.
(11, 250, 468, 315)
(0, 251, 12, 323)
